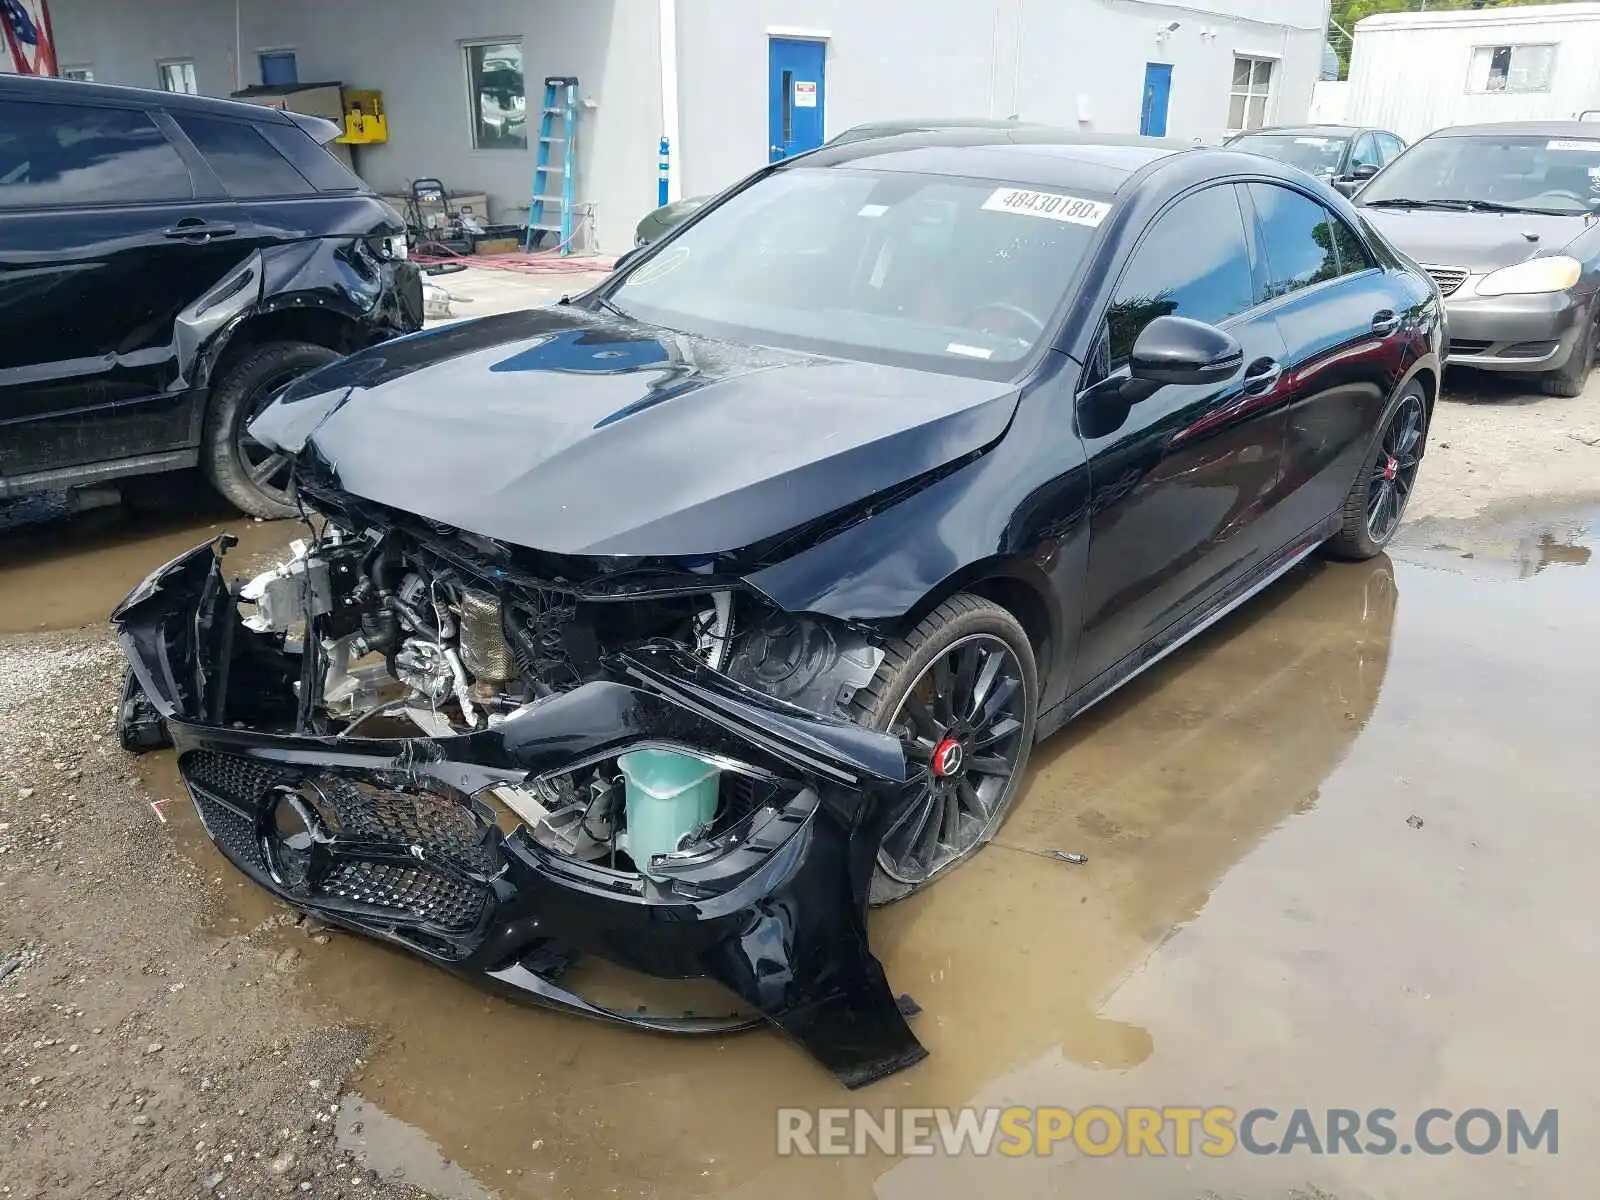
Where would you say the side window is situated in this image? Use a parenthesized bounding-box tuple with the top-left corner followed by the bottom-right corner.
(0, 100, 193, 208)
(1248, 183, 1339, 299)
(1378, 134, 1406, 165)
(1350, 133, 1380, 171)
(174, 114, 315, 198)
(1106, 185, 1255, 366)
(1329, 213, 1375, 276)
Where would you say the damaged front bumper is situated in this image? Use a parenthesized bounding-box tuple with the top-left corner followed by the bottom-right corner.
(112, 538, 927, 1088)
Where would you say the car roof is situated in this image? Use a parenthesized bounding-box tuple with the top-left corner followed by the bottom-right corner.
(798, 126, 1198, 195)
(1431, 121, 1600, 139)
(0, 73, 295, 124)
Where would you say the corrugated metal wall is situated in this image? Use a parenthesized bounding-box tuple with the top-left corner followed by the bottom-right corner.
(1347, 13, 1600, 142)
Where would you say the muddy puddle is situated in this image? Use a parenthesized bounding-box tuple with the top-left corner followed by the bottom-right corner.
(75, 507, 1600, 1196)
(0, 492, 302, 635)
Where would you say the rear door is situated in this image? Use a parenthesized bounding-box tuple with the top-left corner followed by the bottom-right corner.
(0, 95, 248, 483)
(1072, 183, 1293, 691)
(1243, 181, 1409, 530)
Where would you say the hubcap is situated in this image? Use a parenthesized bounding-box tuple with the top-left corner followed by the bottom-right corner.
(878, 633, 1030, 886)
(1367, 393, 1424, 543)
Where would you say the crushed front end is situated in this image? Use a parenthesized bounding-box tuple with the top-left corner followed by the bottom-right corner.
(112, 522, 926, 1088)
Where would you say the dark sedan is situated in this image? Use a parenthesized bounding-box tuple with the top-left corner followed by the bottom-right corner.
(113, 128, 1442, 1089)
(1227, 124, 1406, 196)
(1357, 122, 1600, 396)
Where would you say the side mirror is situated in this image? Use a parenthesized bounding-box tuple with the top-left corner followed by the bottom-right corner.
(1130, 316, 1243, 387)
(1333, 177, 1359, 197)
(1351, 163, 1381, 181)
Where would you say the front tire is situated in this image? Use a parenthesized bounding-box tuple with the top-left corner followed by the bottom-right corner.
(1541, 302, 1598, 398)
(202, 341, 339, 518)
(849, 594, 1039, 905)
(1325, 382, 1427, 561)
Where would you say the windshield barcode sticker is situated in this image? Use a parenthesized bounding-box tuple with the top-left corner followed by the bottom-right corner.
(1548, 139, 1600, 152)
(945, 343, 994, 359)
(982, 187, 1111, 226)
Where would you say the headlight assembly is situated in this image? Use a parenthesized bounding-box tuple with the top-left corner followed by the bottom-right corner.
(1476, 255, 1583, 297)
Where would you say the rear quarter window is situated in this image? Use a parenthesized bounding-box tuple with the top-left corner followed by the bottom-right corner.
(173, 113, 315, 198)
(0, 99, 194, 208)
(257, 122, 366, 192)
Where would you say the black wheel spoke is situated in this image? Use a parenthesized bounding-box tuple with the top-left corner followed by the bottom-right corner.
(978, 675, 1020, 727)
(957, 778, 985, 820)
(903, 695, 941, 739)
(883, 789, 935, 853)
(248, 452, 289, 486)
(951, 644, 979, 721)
(966, 754, 1011, 777)
(968, 647, 1002, 717)
(931, 655, 955, 724)
(940, 785, 962, 847)
(971, 715, 1022, 750)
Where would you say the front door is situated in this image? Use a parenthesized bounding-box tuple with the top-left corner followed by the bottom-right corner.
(768, 38, 826, 162)
(1140, 63, 1172, 137)
(1072, 183, 1292, 693)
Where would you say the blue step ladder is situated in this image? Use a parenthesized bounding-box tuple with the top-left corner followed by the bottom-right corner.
(525, 76, 579, 254)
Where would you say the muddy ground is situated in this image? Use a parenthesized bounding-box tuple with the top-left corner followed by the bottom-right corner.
(3, 360, 1600, 1200)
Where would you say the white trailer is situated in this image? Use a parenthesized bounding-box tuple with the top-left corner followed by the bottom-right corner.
(1346, 2, 1600, 143)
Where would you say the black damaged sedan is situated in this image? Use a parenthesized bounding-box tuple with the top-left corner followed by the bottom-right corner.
(114, 128, 1443, 1088)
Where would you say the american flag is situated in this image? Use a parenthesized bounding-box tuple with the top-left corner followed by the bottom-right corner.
(2, 0, 57, 77)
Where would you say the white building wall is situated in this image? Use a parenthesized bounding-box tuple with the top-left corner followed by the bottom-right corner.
(1347, 5, 1600, 143)
(675, 0, 1328, 200)
(41, 0, 1328, 248)
(46, 0, 665, 252)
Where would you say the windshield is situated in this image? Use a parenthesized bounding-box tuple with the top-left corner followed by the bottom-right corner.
(608, 167, 1109, 379)
(1229, 132, 1350, 177)
(1361, 134, 1600, 214)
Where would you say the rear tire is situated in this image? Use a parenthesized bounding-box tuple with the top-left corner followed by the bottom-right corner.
(202, 341, 339, 518)
(1325, 382, 1427, 561)
(1540, 305, 1597, 398)
(849, 594, 1039, 906)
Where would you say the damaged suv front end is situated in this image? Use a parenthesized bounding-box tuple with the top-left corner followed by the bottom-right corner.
(113, 500, 930, 1088)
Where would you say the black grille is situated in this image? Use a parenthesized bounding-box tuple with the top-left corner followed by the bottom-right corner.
(320, 859, 487, 930)
(178, 753, 497, 933)
(1424, 265, 1468, 297)
(183, 751, 295, 874)
(193, 792, 267, 872)
(1449, 338, 1493, 357)
(317, 778, 500, 876)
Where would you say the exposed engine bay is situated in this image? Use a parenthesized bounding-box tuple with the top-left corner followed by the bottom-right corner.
(235, 519, 884, 879)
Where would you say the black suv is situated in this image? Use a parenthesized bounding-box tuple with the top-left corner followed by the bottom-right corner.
(0, 75, 423, 517)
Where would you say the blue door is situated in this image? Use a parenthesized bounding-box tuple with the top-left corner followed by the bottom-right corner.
(768, 38, 826, 161)
(1140, 62, 1172, 137)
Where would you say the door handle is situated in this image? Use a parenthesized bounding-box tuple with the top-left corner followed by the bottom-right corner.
(162, 220, 237, 240)
(1241, 357, 1283, 395)
(1371, 309, 1401, 336)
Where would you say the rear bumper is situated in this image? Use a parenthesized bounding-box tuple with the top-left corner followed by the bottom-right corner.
(112, 538, 926, 1088)
(1444, 288, 1589, 371)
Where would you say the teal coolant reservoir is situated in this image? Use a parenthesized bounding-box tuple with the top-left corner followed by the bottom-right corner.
(616, 749, 720, 878)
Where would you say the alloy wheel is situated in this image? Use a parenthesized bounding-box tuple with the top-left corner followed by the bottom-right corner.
(235, 368, 303, 508)
(1367, 392, 1424, 543)
(878, 633, 1030, 885)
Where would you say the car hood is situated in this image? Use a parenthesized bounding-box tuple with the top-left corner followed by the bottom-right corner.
(1359, 208, 1588, 274)
(250, 306, 1020, 558)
